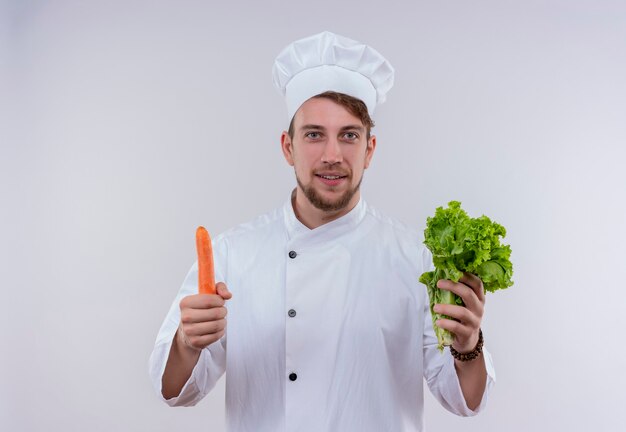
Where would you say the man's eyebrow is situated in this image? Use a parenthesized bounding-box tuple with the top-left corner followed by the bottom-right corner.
(298, 124, 365, 131)
(339, 125, 365, 132)
(299, 124, 325, 131)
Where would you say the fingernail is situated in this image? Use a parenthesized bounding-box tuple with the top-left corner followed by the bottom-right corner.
(433, 305, 440, 313)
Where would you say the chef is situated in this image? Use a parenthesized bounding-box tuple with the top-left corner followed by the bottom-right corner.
(149, 31, 496, 432)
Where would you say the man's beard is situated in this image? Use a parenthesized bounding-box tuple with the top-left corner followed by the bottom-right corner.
(296, 171, 363, 212)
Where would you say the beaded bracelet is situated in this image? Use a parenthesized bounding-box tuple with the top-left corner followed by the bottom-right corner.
(450, 329, 484, 362)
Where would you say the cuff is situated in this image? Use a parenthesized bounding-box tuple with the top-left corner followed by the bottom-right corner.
(440, 345, 497, 416)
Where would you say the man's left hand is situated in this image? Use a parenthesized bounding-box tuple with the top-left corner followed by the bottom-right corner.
(433, 273, 485, 353)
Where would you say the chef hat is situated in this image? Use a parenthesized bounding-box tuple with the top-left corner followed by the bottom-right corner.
(272, 31, 395, 120)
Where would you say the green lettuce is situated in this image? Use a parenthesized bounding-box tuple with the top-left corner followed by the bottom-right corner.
(419, 201, 513, 351)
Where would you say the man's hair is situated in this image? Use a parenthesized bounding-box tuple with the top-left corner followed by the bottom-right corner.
(287, 91, 375, 140)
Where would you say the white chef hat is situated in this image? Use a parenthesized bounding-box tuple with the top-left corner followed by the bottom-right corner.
(272, 31, 395, 120)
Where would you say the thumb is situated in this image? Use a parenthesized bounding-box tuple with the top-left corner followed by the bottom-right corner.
(216, 282, 232, 300)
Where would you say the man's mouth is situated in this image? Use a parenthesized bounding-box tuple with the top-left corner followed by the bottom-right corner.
(316, 174, 346, 180)
(315, 173, 348, 186)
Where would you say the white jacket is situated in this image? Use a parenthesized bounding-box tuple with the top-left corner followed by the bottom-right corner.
(149, 196, 496, 431)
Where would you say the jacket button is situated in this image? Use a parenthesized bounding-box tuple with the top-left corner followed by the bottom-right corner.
(288, 251, 297, 259)
(289, 372, 297, 381)
(288, 309, 296, 317)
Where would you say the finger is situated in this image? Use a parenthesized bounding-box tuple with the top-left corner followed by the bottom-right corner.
(184, 319, 227, 336)
(435, 318, 474, 339)
(436, 279, 482, 313)
(186, 330, 225, 350)
(459, 272, 485, 303)
(180, 293, 225, 310)
(433, 304, 480, 328)
(181, 306, 227, 324)
(216, 282, 232, 300)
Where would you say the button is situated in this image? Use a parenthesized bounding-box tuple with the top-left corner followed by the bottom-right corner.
(289, 373, 297, 381)
(288, 309, 296, 317)
(288, 250, 297, 259)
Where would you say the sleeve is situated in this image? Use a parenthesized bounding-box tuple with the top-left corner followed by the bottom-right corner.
(148, 235, 229, 406)
(420, 247, 496, 416)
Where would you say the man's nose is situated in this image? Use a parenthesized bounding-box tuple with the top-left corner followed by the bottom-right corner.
(321, 138, 342, 164)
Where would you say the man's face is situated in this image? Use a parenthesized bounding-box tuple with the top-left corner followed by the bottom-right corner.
(281, 97, 376, 213)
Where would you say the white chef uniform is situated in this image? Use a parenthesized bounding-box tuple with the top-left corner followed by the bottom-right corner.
(149, 194, 496, 432)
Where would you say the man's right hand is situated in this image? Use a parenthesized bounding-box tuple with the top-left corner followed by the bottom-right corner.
(162, 282, 232, 399)
(178, 282, 232, 351)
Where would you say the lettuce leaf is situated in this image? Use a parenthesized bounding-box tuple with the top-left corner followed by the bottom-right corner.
(419, 201, 513, 351)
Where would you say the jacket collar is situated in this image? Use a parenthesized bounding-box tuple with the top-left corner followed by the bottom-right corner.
(283, 189, 367, 247)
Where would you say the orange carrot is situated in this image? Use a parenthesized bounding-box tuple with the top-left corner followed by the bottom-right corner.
(196, 226, 216, 295)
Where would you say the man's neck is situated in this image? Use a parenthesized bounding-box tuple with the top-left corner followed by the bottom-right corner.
(291, 188, 360, 230)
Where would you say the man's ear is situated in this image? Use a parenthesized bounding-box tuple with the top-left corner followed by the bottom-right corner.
(281, 131, 295, 166)
(364, 135, 377, 169)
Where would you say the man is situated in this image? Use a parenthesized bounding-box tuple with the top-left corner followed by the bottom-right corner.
(149, 31, 495, 432)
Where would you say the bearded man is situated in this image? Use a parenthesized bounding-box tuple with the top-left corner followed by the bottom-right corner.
(150, 31, 495, 432)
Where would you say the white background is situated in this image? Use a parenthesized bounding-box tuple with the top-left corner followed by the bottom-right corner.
(2, 0, 625, 431)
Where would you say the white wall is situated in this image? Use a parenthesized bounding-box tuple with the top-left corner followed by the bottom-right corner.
(2, 0, 625, 430)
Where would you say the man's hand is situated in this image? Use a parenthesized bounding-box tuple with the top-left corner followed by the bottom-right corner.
(433, 273, 485, 353)
(178, 282, 233, 351)
(162, 282, 232, 399)
(433, 273, 487, 410)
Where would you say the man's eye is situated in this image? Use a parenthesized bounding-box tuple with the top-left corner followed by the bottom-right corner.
(306, 132, 321, 139)
(344, 132, 358, 140)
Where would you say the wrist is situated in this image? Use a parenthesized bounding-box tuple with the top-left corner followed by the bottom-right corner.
(452, 330, 479, 354)
(450, 329, 484, 362)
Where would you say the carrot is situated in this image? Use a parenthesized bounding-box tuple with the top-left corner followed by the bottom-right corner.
(196, 226, 216, 295)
